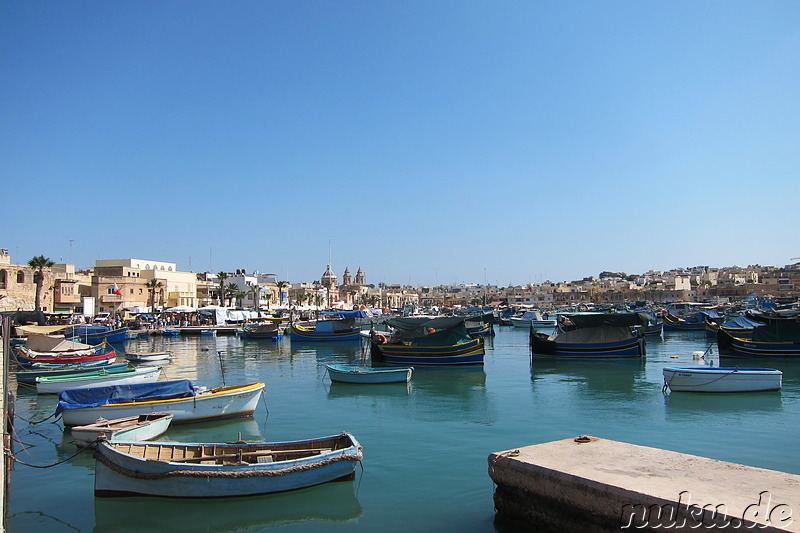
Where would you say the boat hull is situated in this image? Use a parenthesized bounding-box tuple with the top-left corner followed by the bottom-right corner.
(60, 382, 265, 426)
(94, 433, 362, 498)
(717, 329, 800, 358)
(16, 362, 129, 385)
(67, 327, 129, 344)
(326, 365, 412, 384)
(125, 351, 172, 362)
(71, 413, 173, 447)
(531, 333, 645, 358)
(36, 367, 162, 394)
(663, 367, 782, 392)
(289, 324, 361, 342)
(370, 338, 484, 365)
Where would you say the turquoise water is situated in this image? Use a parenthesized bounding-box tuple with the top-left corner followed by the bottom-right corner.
(8, 327, 800, 532)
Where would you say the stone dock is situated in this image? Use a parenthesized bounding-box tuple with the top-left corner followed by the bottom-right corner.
(488, 436, 799, 532)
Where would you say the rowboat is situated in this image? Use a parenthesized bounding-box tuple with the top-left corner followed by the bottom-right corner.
(36, 366, 162, 394)
(16, 362, 130, 385)
(57, 380, 265, 426)
(662, 366, 782, 392)
(326, 364, 413, 384)
(71, 412, 174, 447)
(124, 351, 172, 362)
(530, 313, 649, 358)
(370, 317, 485, 365)
(15, 342, 117, 367)
(289, 318, 361, 341)
(94, 433, 363, 498)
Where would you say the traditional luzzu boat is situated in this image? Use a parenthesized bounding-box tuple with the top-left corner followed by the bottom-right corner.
(56, 380, 265, 426)
(661, 312, 707, 332)
(240, 319, 284, 340)
(369, 317, 485, 365)
(93, 433, 363, 498)
(717, 320, 800, 358)
(71, 412, 174, 447)
(65, 325, 129, 344)
(705, 315, 764, 339)
(36, 366, 162, 394)
(325, 364, 413, 384)
(15, 334, 117, 367)
(16, 361, 129, 385)
(662, 366, 782, 392)
(289, 318, 361, 341)
(530, 313, 649, 358)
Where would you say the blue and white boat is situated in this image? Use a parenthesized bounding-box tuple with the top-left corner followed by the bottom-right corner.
(662, 366, 782, 392)
(326, 364, 413, 384)
(65, 325, 128, 344)
(94, 432, 362, 498)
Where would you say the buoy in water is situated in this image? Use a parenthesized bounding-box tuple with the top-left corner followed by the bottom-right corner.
(692, 351, 705, 360)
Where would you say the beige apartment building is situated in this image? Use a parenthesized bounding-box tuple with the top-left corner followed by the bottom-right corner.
(93, 259, 198, 314)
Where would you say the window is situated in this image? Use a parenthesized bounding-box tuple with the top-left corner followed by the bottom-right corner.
(0, 269, 5, 289)
(130, 289, 134, 294)
(16, 271, 24, 283)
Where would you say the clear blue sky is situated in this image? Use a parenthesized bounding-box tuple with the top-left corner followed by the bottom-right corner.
(2, 2, 798, 286)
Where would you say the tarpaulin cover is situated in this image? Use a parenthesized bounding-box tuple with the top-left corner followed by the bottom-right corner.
(384, 316, 465, 333)
(411, 323, 473, 346)
(721, 316, 764, 330)
(751, 321, 800, 343)
(56, 379, 196, 415)
(562, 313, 651, 329)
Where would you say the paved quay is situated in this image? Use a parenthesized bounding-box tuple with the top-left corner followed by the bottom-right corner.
(488, 436, 799, 532)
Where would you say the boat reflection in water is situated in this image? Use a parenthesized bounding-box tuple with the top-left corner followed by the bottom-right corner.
(93, 479, 363, 533)
(530, 358, 646, 398)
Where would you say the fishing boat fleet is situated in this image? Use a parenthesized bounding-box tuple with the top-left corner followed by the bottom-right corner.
(4, 298, 797, 499)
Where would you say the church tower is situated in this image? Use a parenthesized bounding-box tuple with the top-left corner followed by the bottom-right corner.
(342, 267, 351, 286)
(355, 267, 365, 285)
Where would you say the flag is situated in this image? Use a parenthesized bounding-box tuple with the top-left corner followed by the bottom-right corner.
(112, 283, 122, 296)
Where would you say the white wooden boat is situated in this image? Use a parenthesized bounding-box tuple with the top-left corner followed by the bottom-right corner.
(94, 432, 362, 497)
(510, 311, 557, 329)
(326, 364, 413, 384)
(71, 412, 173, 447)
(36, 366, 162, 394)
(124, 351, 172, 362)
(58, 381, 265, 426)
(662, 366, 782, 393)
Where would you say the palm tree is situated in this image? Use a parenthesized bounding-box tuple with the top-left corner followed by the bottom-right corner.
(349, 290, 357, 306)
(27, 255, 54, 311)
(224, 283, 239, 307)
(216, 272, 229, 306)
(322, 280, 334, 308)
(145, 279, 164, 312)
(275, 281, 288, 306)
(246, 282, 261, 312)
(235, 290, 247, 308)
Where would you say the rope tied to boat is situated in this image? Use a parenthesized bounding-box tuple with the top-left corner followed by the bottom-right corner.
(95, 449, 363, 480)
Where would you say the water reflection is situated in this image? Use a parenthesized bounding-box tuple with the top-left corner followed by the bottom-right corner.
(327, 382, 412, 399)
(93, 479, 363, 533)
(530, 358, 646, 397)
(663, 389, 784, 416)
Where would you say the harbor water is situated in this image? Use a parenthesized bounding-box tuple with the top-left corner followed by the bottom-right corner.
(8, 326, 800, 532)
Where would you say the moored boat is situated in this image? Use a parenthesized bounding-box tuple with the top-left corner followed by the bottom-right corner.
(65, 325, 128, 344)
(289, 319, 361, 341)
(510, 310, 557, 329)
(16, 361, 130, 385)
(370, 317, 485, 365)
(94, 432, 363, 498)
(240, 319, 284, 340)
(717, 321, 800, 358)
(325, 364, 413, 384)
(57, 380, 265, 426)
(71, 412, 174, 447)
(530, 313, 649, 358)
(36, 366, 162, 394)
(15, 341, 117, 367)
(124, 351, 172, 362)
(662, 366, 782, 392)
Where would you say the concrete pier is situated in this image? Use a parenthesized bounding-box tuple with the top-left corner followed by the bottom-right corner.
(488, 436, 799, 532)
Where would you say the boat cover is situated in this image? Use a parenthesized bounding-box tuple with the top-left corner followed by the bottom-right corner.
(721, 316, 763, 330)
(384, 316, 465, 333)
(751, 321, 800, 343)
(25, 334, 93, 352)
(56, 379, 196, 415)
(550, 325, 635, 343)
(316, 318, 357, 333)
(561, 313, 651, 329)
(320, 310, 368, 319)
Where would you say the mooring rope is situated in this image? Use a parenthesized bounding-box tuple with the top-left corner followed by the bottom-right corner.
(6, 440, 94, 469)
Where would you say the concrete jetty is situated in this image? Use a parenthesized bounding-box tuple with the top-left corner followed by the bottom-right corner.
(488, 436, 799, 532)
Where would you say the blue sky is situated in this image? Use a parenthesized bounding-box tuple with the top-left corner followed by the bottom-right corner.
(2, 2, 798, 286)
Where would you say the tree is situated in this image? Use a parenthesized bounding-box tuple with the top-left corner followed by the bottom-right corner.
(235, 290, 247, 308)
(224, 283, 238, 307)
(145, 279, 164, 312)
(322, 279, 332, 308)
(246, 282, 261, 311)
(275, 281, 288, 305)
(27, 255, 54, 311)
(216, 272, 229, 306)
